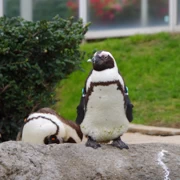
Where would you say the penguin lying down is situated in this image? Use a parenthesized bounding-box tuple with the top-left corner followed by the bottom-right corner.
(17, 108, 83, 144)
(76, 50, 134, 150)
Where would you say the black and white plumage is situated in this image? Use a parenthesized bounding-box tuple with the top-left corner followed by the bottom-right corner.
(17, 108, 83, 145)
(76, 51, 133, 149)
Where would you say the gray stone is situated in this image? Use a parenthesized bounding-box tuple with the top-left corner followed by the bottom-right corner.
(0, 141, 180, 180)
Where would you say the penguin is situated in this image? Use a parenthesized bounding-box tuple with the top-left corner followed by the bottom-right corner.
(17, 108, 83, 145)
(0, 133, 2, 142)
(76, 50, 133, 149)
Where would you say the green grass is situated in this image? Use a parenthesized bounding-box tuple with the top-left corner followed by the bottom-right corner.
(54, 32, 180, 128)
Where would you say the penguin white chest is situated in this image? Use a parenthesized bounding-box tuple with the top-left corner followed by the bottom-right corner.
(81, 84, 129, 142)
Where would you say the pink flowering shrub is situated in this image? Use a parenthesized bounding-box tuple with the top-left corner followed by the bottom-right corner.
(66, 0, 79, 18)
(67, 0, 137, 21)
(67, 0, 78, 12)
(67, 0, 168, 22)
(90, 0, 122, 21)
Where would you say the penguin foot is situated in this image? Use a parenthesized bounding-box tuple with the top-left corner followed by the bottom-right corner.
(44, 135, 60, 144)
(111, 137, 129, 150)
(86, 136, 101, 149)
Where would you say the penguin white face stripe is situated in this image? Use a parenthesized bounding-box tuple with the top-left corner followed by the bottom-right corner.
(94, 51, 113, 59)
(98, 51, 112, 59)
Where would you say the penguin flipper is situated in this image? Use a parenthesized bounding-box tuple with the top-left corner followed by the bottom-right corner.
(123, 85, 134, 122)
(124, 94, 134, 122)
(76, 95, 85, 125)
(117, 72, 134, 122)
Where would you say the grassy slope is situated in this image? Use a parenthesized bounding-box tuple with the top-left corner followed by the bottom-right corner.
(54, 32, 180, 128)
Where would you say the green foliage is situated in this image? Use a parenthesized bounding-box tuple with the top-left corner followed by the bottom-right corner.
(0, 16, 89, 142)
(55, 32, 180, 128)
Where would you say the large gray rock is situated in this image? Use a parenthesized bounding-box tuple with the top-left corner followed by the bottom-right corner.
(0, 141, 179, 180)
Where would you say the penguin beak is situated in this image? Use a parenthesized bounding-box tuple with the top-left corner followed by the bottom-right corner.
(87, 56, 99, 64)
(89, 57, 97, 63)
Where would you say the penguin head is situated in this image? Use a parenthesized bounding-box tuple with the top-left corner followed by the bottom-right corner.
(88, 51, 117, 71)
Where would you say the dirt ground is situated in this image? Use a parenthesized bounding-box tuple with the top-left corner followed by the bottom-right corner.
(123, 132, 180, 145)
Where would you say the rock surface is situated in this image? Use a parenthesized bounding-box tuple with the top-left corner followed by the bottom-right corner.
(0, 141, 180, 180)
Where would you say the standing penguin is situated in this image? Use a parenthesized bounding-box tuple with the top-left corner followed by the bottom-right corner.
(76, 51, 133, 149)
(17, 108, 83, 144)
